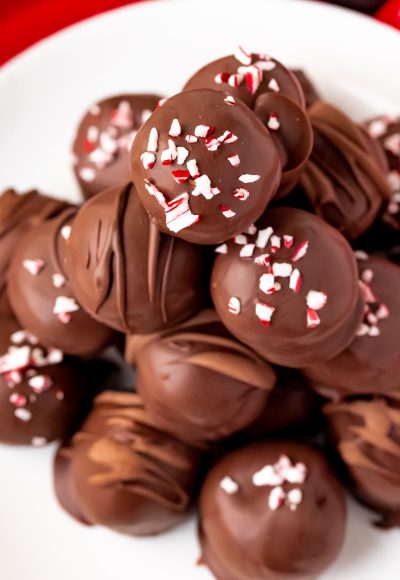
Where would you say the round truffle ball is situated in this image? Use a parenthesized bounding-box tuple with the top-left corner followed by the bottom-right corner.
(211, 207, 364, 367)
(303, 255, 400, 397)
(131, 89, 282, 244)
(7, 208, 116, 356)
(325, 394, 400, 528)
(136, 310, 275, 447)
(199, 441, 346, 580)
(55, 391, 200, 536)
(65, 182, 208, 334)
(299, 102, 391, 240)
(72, 94, 161, 199)
(183, 49, 305, 110)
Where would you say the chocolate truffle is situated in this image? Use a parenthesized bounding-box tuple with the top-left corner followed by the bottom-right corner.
(0, 294, 91, 446)
(211, 207, 364, 367)
(136, 310, 275, 447)
(303, 255, 400, 397)
(7, 208, 115, 356)
(0, 188, 69, 288)
(300, 102, 391, 240)
(183, 49, 305, 110)
(325, 394, 400, 528)
(291, 70, 320, 108)
(199, 441, 346, 580)
(72, 94, 161, 199)
(131, 89, 282, 244)
(65, 182, 207, 334)
(55, 391, 200, 536)
(254, 93, 313, 198)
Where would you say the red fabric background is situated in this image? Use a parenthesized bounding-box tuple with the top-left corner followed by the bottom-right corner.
(0, 0, 398, 67)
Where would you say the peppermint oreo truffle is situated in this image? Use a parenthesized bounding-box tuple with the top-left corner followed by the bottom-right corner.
(325, 394, 400, 528)
(211, 207, 364, 367)
(199, 441, 346, 580)
(136, 310, 275, 447)
(254, 93, 313, 198)
(303, 255, 400, 397)
(131, 89, 282, 244)
(7, 208, 115, 356)
(65, 182, 207, 334)
(55, 391, 200, 536)
(300, 102, 391, 240)
(73, 94, 161, 199)
(183, 48, 305, 109)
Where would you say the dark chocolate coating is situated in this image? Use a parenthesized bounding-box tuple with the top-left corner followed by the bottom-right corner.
(325, 393, 400, 528)
(300, 102, 391, 240)
(183, 52, 305, 110)
(131, 89, 282, 244)
(290, 70, 320, 109)
(199, 441, 346, 580)
(65, 182, 207, 334)
(254, 93, 313, 198)
(304, 255, 400, 397)
(136, 310, 275, 447)
(0, 188, 69, 290)
(72, 94, 161, 199)
(56, 391, 200, 536)
(0, 292, 91, 445)
(7, 208, 115, 356)
(211, 207, 364, 367)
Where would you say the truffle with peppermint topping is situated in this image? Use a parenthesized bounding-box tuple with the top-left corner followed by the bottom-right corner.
(183, 49, 305, 110)
(65, 182, 208, 334)
(7, 208, 116, 356)
(72, 94, 162, 199)
(199, 441, 346, 580)
(211, 207, 364, 367)
(303, 255, 400, 397)
(131, 89, 282, 244)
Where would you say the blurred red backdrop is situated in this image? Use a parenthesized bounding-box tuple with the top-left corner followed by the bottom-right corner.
(0, 0, 398, 67)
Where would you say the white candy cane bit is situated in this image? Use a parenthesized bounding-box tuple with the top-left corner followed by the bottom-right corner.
(169, 118, 181, 137)
(233, 188, 250, 201)
(227, 154, 240, 167)
(194, 125, 213, 138)
(240, 244, 255, 258)
(52, 273, 66, 289)
(234, 234, 247, 245)
(32, 437, 47, 448)
(23, 259, 45, 276)
(247, 224, 257, 235)
(161, 149, 173, 165)
(147, 127, 159, 152)
(185, 135, 198, 143)
(228, 297, 241, 315)
(88, 147, 113, 168)
(228, 74, 244, 88)
(241, 65, 262, 94)
(270, 235, 281, 253)
(215, 243, 228, 254)
(187, 159, 200, 178)
(87, 125, 99, 142)
(367, 312, 378, 325)
(268, 78, 280, 92)
(10, 331, 28, 345)
(284, 463, 308, 484)
(219, 205, 236, 218)
(253, 465, 283, 487)
(165, 193, 200, 233)
(140, 151, 156, 169)
(168, 139, 177, 158)
(211, 187, 221, 195)
(289, 269, 301, 292)
(268, 486, 285, 511)
(354, 250, 369, 260)
(239, 174, 260, 183)
(218, 131, 238, 144)
(224, 96, 236, 105)
(99, 131, 118, 154)
(368, 326, 381, 337)
(255, 253, 270, 266)
(283, 235, 293, 248)
(361, 269, 374, 283)
(14, 408, 32, 422)
(57, 312, 72, 324)
(259, 273, 276, 295)
(234, 45, 252, 65)
(220, 475, 240, 494)
(111, 101, 134, 129)
(193, 174, 213, 199)
(28, 375, 53, 393)
(61, 225, 71, 240)
(267, 114, 280, 131)
(286, 488, 303, 510)
(46, 349, 64, 365)
(0, 346, 31, 374)
(53, 296, 80, 315)
(272, 262, 292, 277)
(356, 323, 369, 337)
(255, 302, 275, 326)
(306, 290, 327, 311)
(376, 304, 390, 319)
(384, 133, 400, 156)
(205, 138, 221, 152)
(306, 308, 320, 328)
(256, 227, 273, 248)
(367, 118, 388, 138)
(177, 147, 189, 165)
(255, 59, 276, 71)
(292, 241, 309, 262)
(79, 167, 96, 182)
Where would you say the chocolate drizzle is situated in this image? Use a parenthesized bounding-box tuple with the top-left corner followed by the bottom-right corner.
(147, 221, 161, 304)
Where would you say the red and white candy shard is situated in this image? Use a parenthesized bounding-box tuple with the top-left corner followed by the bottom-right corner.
(23, 259, 45, 276)
(227, 154, 240, 167)
(0, 346, 31, 374)
(289, 269, 301, 292)
(165, 193, 200, 233)
(224, 96, 236, 105)
(147, 128, 159, 152)
(268, 486, 285, 511)
(219, 205, 236, 219)
(220, 475, 240, 494)
(268, 78, 280, 92)
(140, 152, 156, 169)
(267, 114, 280, 131)
(233, 188, 250, 201)
(255, 302, 275, 326)
(28, 374, 53, 394)
(286, 489, 303, 511)
(234, 45, 252, 65)
(292, 241, 309, 262)
(239, 174, 260, 183)
(259, 273, 276, 295)
(306, 308, 320, 328)
(228, 296, 241, 315)
(9, 393, 27, 408)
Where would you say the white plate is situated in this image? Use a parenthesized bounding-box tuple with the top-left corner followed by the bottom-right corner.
(0, 1, 399, 579)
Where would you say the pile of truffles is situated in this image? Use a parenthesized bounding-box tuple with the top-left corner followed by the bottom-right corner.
(1, 46, 400, 579)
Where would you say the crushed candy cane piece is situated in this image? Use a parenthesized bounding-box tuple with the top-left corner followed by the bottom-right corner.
(228, 297, 241, 315)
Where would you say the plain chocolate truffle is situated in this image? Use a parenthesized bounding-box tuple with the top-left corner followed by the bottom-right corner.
(211, 207, 364, 367)
(65, 182, 208, 334)
(131, 89, 282, 244)
(72, 94, 161, 199)
(199, 441, 346, 580)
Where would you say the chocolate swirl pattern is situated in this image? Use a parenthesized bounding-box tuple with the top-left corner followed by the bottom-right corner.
(325, 394, 400, 528)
